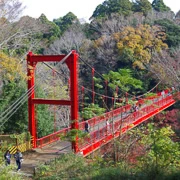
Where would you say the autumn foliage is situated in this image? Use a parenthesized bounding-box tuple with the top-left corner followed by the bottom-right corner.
(114, 24, 168, 69)
(0, 52, 26, 82)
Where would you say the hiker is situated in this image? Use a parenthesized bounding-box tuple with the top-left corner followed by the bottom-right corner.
(132, 104, 138, 112)
(135, 105, 139, 112)
(14, 149, 23, 172)
(131, 104, 135, 113)
(85, 121, 90, 133)
(4, 150, 11, 166)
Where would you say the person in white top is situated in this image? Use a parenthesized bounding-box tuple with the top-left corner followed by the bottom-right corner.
(161, 90, 165, 98)
(14, 149, 23, 172)
(106, 120, 110, 134)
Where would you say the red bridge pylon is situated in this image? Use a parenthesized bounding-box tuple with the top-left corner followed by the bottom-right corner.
(27, 51, 79, 152)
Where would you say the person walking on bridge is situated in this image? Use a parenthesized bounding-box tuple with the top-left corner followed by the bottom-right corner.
(106, 120, 110, 134)
(14, 149, 23, 172)
(161, 90, 165, 98)
(4, 150, 11, 166)
(85, 121, 90, 133)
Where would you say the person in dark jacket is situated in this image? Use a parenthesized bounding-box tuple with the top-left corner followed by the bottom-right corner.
(14, 149, 23, 172)
(4, 150, 11, 166)
(85, 121, 90, 133)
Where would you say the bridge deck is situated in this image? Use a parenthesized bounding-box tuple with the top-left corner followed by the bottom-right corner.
(35, 92, 178, 157)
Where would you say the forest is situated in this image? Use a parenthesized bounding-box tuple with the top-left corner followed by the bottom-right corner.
(0, 0, 180, 179)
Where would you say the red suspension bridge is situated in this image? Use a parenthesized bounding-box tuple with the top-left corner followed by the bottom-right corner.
(26, 50, 179, 157)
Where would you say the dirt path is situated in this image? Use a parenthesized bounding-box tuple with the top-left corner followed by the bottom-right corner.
(14, 141, 72, 178)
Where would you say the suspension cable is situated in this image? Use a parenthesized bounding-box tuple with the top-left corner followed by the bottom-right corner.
(79, 56, 162, 99)
(0, 52, 163, 127)
(0, 63, 55, 127)
(42, 56, 163, 103)
(42, 62, 68, 80)
(0, 51, 74, 128)
(0, 85, 37, 122)
(0, 85, 35, 119)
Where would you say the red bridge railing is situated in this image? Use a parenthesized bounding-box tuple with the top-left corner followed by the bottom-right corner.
(78, 94, 177, 156)
(35, 90, 178, 153)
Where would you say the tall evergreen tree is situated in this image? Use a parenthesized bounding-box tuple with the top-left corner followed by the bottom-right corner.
(0, 81, 28, 134)
(108, 0, 133, 16)
(53, 12, 78, 34)
(152, 0, 171, 12)
(155, 19, 180, 47)
(90, 1, 109, 19)
(132, 0, 152, 16)
(90, 0, 132, 19)
(38, 14, 61, 43)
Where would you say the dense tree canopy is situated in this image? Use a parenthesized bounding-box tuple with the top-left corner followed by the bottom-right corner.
(152, 0, 171, 12)
(0, 52, 26, 82)
(155, 19, 180, 48)
(39, 14, 61, 43)
(114, 25, 168, 69)
(90, 0, 133, 19)
(53, 12, 78, 35)
(103, 68, 143, 93)
(132, 0, 152, 16)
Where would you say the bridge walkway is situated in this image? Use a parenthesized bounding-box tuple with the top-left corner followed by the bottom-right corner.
(11, 141, 71, 177)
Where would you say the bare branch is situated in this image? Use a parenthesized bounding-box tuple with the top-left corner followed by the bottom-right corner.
(148, 49, 180, 90)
